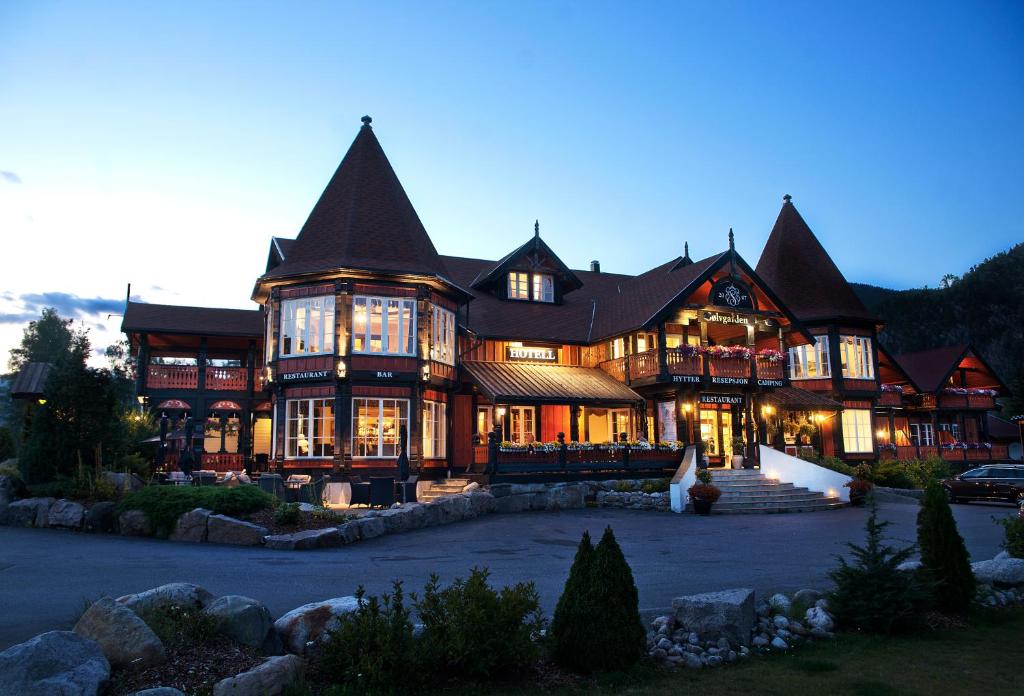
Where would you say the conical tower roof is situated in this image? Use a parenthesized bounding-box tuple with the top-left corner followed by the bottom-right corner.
(261, 116, 448, 281)
(755, 195, 878, 323)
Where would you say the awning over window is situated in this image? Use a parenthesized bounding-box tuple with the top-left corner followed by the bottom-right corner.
(209, 400, 242, 411)
(761, 387, 844, 411)
(156, 399, 191, 410)
(462, 360, 643, 406)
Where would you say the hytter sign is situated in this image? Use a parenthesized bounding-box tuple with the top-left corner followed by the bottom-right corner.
(506, 345, 558, 362)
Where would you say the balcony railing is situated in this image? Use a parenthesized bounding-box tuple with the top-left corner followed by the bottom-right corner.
(148, 365, 198, 390)
(754, 357, 784, 381)
(627, 350, 660, 379)
(878, 391, 903, 407)
(599, 357, 627, 383)
(206, 366, 248, 391)
(880, 444, 1010, 462)
(707, 355, 750, 379)
(666, 349, 702, 377)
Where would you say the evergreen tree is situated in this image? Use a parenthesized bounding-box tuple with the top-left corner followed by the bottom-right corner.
(550, 530, 594, 670)
(917, 480, 975, 613)
(829, 496, 929, 634)
(7, 307, 89, 372)
(590, 526, 645, 670)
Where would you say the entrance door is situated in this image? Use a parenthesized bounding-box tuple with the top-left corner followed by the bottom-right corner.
(700, 410, 720, 456)
(510, 406, 536, 444)
(609, 408, 631, 442)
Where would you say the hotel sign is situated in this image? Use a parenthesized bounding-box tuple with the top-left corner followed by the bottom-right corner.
(280, 369, 332, 383)
(704, 311, 751, 326)
(700, 393, 744, 405)
(506, 345, 558, 362)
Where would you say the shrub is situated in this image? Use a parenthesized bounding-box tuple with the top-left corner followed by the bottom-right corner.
(137, 602, 220, 647)
(874, 458, 952, 490)
(0, 426, 15, 462)
(550, 531, 595, 670)
(115, 453, 151, 480)
(828, 496, 929, 634)
(320, 582, 418, 694)
(613, 480, 634, 493)
(917, 481, 975, 613)
(118, 485, 275, 536)
(640, 478, 670, 494)
(852, 463, 874, 481)
(414, 567, 544, 680)
(996, 516, 1024, 558)
(274, 502, 301, 526)
(803, 454, 853, 476)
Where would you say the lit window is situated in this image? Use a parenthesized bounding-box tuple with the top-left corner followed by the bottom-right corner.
(352, 296, 416, 356)
(285, 398, 335, 458)
(351, 398, 409, 458)
(431, 306, 456, 365)
(610, 337, 626, 359)
(910, 422, 934, 446)
(789, 336, 831, 379)
(422, 400, 446, 458)
(281, 297, 335, 357)
(839, 336, 874, 379)
(841, 409, 873, 453)
(532, 273, 554, 302)
(508, 272, 530, 300)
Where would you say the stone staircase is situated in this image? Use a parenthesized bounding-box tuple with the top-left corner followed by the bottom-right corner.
(418, 477, 472, 503)
(686, 469, 846, 514)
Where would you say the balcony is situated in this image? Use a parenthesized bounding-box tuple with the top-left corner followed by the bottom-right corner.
(878, 391, 903, 407)
(666, 349, 702, 379)
(206, 366, 248, 391)
(938, 392, 997, 410)
(707, 355, 750, 381)
(627, 350, 660, 380)
(599, 357, 627, 383)
(880, 444, 1010, 462)
(147, 365, 198, 390)
(754, 356, 784, 381)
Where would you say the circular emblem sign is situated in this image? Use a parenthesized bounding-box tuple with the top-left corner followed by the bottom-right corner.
(709, 277, 754, 310)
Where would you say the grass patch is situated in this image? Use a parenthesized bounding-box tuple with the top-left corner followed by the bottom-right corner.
(117, 485, 275, 536)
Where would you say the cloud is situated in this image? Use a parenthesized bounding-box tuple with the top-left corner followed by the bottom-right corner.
(0, 292, 125, 325)
(1, 171, 21, 184)
(0, 312, 39, 324)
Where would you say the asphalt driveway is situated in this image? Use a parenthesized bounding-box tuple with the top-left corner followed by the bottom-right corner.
(0, 499, 1016, 649)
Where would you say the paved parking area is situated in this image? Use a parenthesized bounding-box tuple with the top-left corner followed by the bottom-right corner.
(0, 499, 1015, 649)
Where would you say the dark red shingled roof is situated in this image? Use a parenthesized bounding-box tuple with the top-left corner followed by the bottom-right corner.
(755, 196, 878, 324)
(893, 344, 1007, 394)
(260, 117, 449, 282)
(122, 302, 262, 337)
(987, 414, 1020, 441)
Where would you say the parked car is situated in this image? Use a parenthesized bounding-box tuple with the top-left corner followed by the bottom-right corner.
(942, 465, 1024, 505)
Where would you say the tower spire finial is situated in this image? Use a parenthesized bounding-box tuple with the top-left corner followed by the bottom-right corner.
(361, 115, 373, 127)
(684, 241, 690, 259)
(728, 227, 735, 252)
(783, 193, 792, 203)
(534, 219, 540, 238)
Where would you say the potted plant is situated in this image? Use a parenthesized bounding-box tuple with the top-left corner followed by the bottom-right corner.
(731, 436, 745, 469)
(688, 469, 722, 515)
(845, 464, 874, 506)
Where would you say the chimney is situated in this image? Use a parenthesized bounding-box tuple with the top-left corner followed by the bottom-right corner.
(590, 260, 601, 273)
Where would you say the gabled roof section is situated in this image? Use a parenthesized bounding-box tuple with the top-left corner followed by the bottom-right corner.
(265, 237, 295, 273)
(877, 342, 920, 392)
(756, 195, 879, 324)
(894, 344, 1008, 394)
(259, 116, 449, 282)
(122, 301, 263, 338)
(10, 362, 53, 399)
(470, 222, 583, 294)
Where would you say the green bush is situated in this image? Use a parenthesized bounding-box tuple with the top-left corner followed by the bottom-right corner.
(800, 453, 854, 476)
(550, 527, 645, 673)
(613, 480, 634, 493)
(118, 485, 275, 536)
(115, 453, 151, 480)
(414, 567, 544, 680)
(274, 502, 301, 525)
(874, 457, 951, 489)
(996, 516, 1024, 558)
(0, 461, 23, 481)
(917, 481, 975, 613)
(136, 602, 220, 647)
(828, 497, 929, 634)
(0, 426, 15, 462)
(320, 582, 418, 694)
(640, 478, 670, 494)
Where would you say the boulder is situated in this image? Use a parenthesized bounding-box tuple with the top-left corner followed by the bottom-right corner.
(169, 507, 211, 543)
(132, 689, 187, 696)
(376, 507, 415, 534)
(102, 471, 146, 493)
(467, 490, 497, 516)
(972, 556, 1024, 587)
(804, 606, 834, 632)
(772, 615, 790, 630)
(546, 483, 585, 510)
(0, 630, 110, 696)
(7, 497, 55, 527)
(353, 516, 386, 540)
(672, 588, 755, 646)
(73, 596, 166, 669)
(49, 500, 86, 529)
(117, 583, 213, 614)
(0, 474, 18, 506)
(264, 527, 343, 551)
(84, 502, 117, 533)
(207, 515, 268, 546)
(118, 510, 152, 536)
(770, 636, 789, 650)
(461, 481, 480, 493)
(767, 593, 791, 614)
(212, 654, 305, 696)
(494, 493, 533, 514)
(488, 483, 513, 498)
(205, 595, 278, 651)
(337, 521, 361, 544)
(274, 597, 359, 654)
(791, 589, 823, 606)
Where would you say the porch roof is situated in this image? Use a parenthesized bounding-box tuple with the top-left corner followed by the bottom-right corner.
(462, 360, 643, 405)
(761, 386, 844, 411)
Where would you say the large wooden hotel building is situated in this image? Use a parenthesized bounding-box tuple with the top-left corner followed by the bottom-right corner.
(122, 117, 1012, 479)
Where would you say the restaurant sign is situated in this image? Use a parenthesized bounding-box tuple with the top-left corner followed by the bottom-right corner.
(700, 393, 744, 405)
(506, 345, 558, 362)
(280, 369, 332, 383)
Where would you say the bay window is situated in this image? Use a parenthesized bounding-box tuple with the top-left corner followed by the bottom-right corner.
(532, 273, 554, 302)
(839, 335, 874, 379)
(789, 336, 830, 379)
(841, 409, 873, 453)
(422, 400, 446, 458)
(352, 398, 409, 458)
(431, 306, 456, 365)
(285, 398, 335, 458)
(281, 296, 335, 356)
(508, 272, 529, 300)
(352, 296, 416, 356)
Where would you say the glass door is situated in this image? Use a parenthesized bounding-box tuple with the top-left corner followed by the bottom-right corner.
(511, 406, 536, 444)
(700, 409, 720, 456)
(609, 408, 631, 442)
(721, 411, 733, 458)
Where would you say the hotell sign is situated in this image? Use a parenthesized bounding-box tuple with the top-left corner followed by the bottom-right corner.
(506, 345, 558, 362)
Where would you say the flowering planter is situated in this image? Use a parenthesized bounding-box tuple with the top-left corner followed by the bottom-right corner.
(692, 498, 714, 516)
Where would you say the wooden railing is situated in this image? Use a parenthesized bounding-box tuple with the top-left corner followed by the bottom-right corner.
(968, 394, 996, 409)
(666, 350, 702, 377)
(431, 361, 455, 381)
(936, 393, 996, 409)
(206, 366, 248, 391)
(707, 356, 750, 379)
(201, 453, 245, 472)
(880, 444, 1010, 462)
(493, 444, 683, 476)
(148, 365, 198, 389)
(754, 357, 784, 381)
(878, 391, 903, 407)
(599, 357, 627, 383)
(627, 350, 660, 379)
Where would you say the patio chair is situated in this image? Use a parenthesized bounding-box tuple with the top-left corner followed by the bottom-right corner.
(258, 473, 285, 500)
(398, 474, 418, 503)
(191, 471, 216, 487)
(348, 476, 371, 508)
(299, 476, 329, 506)
(369, 476, 395, 509)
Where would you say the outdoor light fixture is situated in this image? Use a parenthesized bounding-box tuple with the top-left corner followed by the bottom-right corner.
(496, 406, 507, 417)
(38, 399, 46, 405)
(264, 366, 273, 383)
(683, 403, 693, 413)
(876, 429, 888, 440)
(762, 405, 775, 416)
(421, 363, 430, 382)
(136, 395, 146, 405)
(814, 413, 825, 423)
(336, 359, 347, 379)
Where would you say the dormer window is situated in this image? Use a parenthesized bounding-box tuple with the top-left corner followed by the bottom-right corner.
(508, 272, 530, 300)
(533, 274, 554, 303)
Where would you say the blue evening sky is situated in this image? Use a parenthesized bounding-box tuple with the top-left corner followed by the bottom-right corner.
(0, 1, 1021, 362)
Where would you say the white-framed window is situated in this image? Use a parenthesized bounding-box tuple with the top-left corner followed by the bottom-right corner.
(281, 296, 335, 357)
(841, 409, 873, 453)
(351, 398, 409, 458)
(839, 335, 874, 379)
(352, 296, 416, 356)
(910, 422, 934, 447)
(431, 306, 456, 365)
(422, 400, 446, 458)
(532, 273, 554, 302)
(610, 337, 626, 359)
(510, 406, 536, 443)
(476, 406, 493, 441)
(789, 336, 830, 379)
(285, 398, 335, 458)
(938, 422, 960, 441)
(508, 272, 530, 300)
